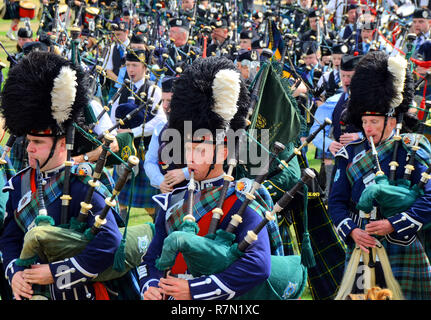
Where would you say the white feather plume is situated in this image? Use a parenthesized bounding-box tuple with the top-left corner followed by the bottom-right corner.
(51, 66, 77, 124)
(212, 69, 240, 123)
(387, 54, 407, 109)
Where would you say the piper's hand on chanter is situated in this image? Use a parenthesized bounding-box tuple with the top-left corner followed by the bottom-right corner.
(350, 228, 377, 253)
(11, 271, 33, 300)
(329, 141, 343, 156)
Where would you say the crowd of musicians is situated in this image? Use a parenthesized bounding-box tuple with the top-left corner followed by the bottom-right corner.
(0, 0, 429, 301)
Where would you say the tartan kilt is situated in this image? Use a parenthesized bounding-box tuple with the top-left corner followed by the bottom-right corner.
(286, 193, 347, 300)
(113, 160, 157, 208)
(345, 237, 431, 300)
(314, 147, 334, 160)
(283, 152, 346, 300)
(3, 1, 19, 20)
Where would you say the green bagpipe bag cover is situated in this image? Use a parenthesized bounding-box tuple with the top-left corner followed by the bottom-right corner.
(356, 175, 423, 218)
(235, 255, 307, 300)
(155, 224, 243, 277)
(17, 222, 155, 282)
(155, 221, 308, 300)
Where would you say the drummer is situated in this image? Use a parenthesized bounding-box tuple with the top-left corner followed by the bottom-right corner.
(81, 6, 100, 32)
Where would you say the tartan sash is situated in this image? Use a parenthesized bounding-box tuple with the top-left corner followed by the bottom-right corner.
(346, 138, 394, 186)
(14, 168, 118, 233)
(346, 134, 431, 186)
(165, 184, 284, 255)
(14, 168, 62, 233)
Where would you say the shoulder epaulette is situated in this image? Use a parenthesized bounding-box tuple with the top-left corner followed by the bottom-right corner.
(335, 137, 366, 159)
(2, 166, 32, 192)
(335, 146, 348, 159)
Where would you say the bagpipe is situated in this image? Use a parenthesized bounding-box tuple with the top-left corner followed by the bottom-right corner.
(243, 59, 347, 300)
(15, 130, 155, 284)
(334, 50, 431, 298)
(355, 111, 431, 224)
(154, 142, 317, 300)
(335, 135, 407, 300)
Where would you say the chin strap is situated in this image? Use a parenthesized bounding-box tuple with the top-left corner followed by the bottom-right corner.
(202, 143, 219, 180)
(376, 116, 389, 147)
(39, 136, 59, 170)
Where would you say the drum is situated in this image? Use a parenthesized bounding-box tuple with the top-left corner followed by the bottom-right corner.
(18, 1, 35, 19)
(58, 3, 68, 15)
(84, 6, 100, 25)
(396, 2, 415, 18)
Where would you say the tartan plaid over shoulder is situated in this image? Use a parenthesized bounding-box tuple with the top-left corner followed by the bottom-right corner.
(12, 167, 121, 233)
(165, 183, 284, 256)
(345, 133, 431, 186)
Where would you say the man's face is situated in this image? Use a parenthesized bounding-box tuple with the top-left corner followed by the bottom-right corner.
(169, 26, 189, 47)
(332, 53, 342, 67)
(26, 135, 65, 171)
(114, 30, 128, 43)
(239, 38, 252, 50)
(182, 0, 194, 11)
(300, 0, 311, 9)
(212, 28, 228, 43)
(237, 61, 250, 79)
(309, 17, 322, 31)
(321, 55, 331, 66)
(123, 15, 131, 24)
(162, 91, 173, 115)
(347, 9, 358, 23)
(304, 53, 319, 67)
(361, 29, 374, 42)
(413, 18, 430, 35)
(18, 37, 32, 49)
(340, 69, 355, 91)
(185, 141, 226, 181)
(126, 61, 146, 82)
(362, 115, 396, 144)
